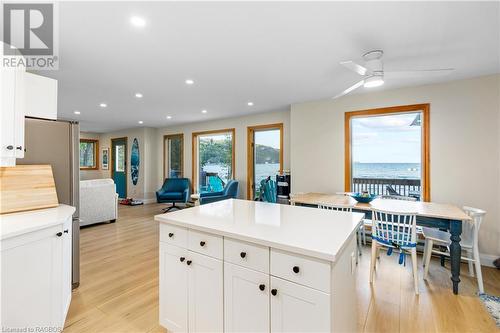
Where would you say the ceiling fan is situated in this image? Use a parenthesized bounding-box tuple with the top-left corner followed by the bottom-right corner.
(333, 50, 454, 99)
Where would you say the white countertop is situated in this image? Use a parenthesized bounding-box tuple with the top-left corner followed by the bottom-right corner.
(155, 199, 364, 262)
(0, 204, 76, 240)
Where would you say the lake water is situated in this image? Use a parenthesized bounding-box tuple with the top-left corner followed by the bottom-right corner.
(353, 163, 420, 179)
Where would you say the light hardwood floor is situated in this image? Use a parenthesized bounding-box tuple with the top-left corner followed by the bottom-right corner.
(64, 203, 500, 332)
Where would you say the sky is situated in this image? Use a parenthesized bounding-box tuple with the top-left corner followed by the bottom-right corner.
(351, 112, 421, 163)
(255, 129, 281, 149)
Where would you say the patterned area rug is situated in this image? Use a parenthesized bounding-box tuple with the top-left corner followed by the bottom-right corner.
(479, 293, 500, 327)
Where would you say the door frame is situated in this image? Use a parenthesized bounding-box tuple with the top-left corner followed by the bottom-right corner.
(163, 133, 184, 180)
(247, 123, 283, 200)
(111, 137, 128, 198)
(344, 103, 430, 201)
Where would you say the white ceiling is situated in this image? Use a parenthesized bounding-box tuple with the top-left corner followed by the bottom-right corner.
(37, 1, 499, 132)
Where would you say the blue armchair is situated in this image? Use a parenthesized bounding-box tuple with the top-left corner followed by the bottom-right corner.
(156, 178, 190, 212)
(199, 180, 239, 205)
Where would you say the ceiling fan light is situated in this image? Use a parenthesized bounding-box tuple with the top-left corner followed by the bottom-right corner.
(364, 76, 384, 88)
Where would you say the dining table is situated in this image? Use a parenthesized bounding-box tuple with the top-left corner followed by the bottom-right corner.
(289, 192, 472, 295)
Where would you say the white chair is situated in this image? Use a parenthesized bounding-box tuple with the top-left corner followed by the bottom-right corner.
(422, 206, 486, 293)
(370, 208, 419, 294)
(361, 194, 417, 245)
(318, 203, 363, 260)
(80, 179, 119, 226)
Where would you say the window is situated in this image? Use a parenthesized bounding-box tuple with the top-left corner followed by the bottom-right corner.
(345, 104, 430, 201)
(164, 134, 184, 178)
(79, 139, 99, 170)
(247, 124, 283, 200)
(192, 129, 235, 193)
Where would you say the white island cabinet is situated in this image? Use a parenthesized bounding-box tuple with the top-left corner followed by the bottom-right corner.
(155, 199, 364, 333)
(1, 205, 75, 332)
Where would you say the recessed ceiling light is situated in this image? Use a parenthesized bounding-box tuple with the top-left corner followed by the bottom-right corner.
(135, 93, 143, 98)
(99, 103, 107, 108)
(130, 16, 146, 27)
(185, 79, 194, 85)
(247, 102, 254, 106)
(166, 116, 172, 119)
(201, 109, 208, 114)
(74, 111, 80, 115)
(138, 120, 144, 124)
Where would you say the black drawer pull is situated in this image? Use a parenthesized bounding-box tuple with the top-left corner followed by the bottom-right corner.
(56, 232, 63, 237)
(168, 232, 174, 238)
(179, 257, 185, 262)
(16, 146, 22, 150)
(200, 241, 206, 247)
(63, 229, 69, 233)
(271, 289, 278, 296)
(6, 145, 13, 150)
(186, 260, 192, 265)
(293, 266, 300, 274)
(259, 284, 265, 291)
(240, 252, 246, 258)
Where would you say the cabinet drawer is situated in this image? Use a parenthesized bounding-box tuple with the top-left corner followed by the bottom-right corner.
(270, 249, 330, 293)
(160, 224, 187, 248)
(188, 229, 223, 259)
(224, 238, 269, 273)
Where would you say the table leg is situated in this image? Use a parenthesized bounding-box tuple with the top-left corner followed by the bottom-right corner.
(449, 220, 462, 294)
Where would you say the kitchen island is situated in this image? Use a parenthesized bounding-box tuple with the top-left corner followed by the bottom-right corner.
(155, 199, 364, 333)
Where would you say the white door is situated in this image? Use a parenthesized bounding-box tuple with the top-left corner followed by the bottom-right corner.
(1, 225, 63, 330)
(270, 277, 330, 333)
(224, 263, 270, 333)
(159, 243, 188, 332)
(187, 251, 223, 333)
(0, 68, 17, 164)
(61, 217, 73, 322)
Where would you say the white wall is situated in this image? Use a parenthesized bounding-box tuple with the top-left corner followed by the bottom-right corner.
(291, 74, 500, 258)
(156, 110, 290, 199)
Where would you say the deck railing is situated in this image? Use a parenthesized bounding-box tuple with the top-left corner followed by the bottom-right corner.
(352, 178, 421, 198)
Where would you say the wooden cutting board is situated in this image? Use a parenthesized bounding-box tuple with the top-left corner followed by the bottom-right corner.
(0, 165, 59, 214)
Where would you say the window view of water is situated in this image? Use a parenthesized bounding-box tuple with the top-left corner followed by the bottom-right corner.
(353, 162, 421, 179)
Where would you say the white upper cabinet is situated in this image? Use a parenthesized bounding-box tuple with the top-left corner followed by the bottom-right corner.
(24, 72, 58, 120)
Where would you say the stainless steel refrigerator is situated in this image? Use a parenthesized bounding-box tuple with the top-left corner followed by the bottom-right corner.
(18, 117, 80, 288)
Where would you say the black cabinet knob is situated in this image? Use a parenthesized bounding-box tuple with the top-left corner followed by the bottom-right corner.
(259, 284, 265, 291)
(16, 146, 22, 150)
(168, 232, 174, 238)
(179, 257, 185, 262)
(186, 260, 192, 265)
(293, 266, 300, 274)
(200, 241, 206, 247)
(6, 145, 13, 150)
(56, 232, 63, 237)
(240, 252, 246, 258)
(63, 229, 69, 234)
(271, 289, 278, 296)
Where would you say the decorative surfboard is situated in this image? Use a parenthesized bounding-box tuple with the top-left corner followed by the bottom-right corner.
(131, 138, 140, 185)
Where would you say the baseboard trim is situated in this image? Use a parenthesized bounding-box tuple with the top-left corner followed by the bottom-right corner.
(141, 198, 157, 204)
(480, 253, 498, 267)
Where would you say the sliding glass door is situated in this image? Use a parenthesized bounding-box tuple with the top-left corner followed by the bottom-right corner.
(163, 134, 183, 179)
(192, 129, 235, 193)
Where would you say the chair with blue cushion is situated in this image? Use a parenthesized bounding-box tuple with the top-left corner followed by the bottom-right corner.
(199, 180, 239, 205)
(156, 178, 190, 212)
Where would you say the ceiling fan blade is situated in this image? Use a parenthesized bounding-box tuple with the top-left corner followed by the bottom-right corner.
(384, 68, 454, 79)
(333, 80, 365, 99)
(340, 61, 369, 76)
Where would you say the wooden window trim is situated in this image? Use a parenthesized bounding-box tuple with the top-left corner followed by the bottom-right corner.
(163, 133, 184, 180)
(79, 139, 99, 170)
(247, 123, 283, 200)
(344, 104, 430, 201)
(192, 128, 236, 193)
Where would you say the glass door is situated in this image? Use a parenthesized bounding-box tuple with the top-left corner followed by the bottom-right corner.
(164, 134, 183, 179)
(112, 137, 127, 198)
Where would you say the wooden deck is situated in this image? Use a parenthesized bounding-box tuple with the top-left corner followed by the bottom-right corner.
(64, 203, 500, 332)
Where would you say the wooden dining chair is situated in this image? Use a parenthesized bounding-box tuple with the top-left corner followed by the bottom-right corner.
(361, 194, 417, 245)
(422, 206, 486, 293)
(370, 208, 419, 295)
(318, 203, 362, 261)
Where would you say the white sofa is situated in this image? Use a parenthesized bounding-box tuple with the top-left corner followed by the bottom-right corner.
(80, 179, 118, 226)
